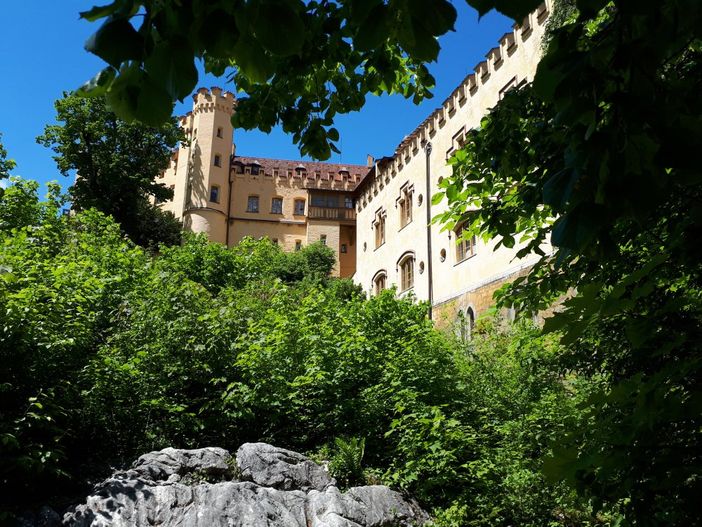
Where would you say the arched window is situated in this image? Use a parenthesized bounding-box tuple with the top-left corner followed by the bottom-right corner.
(397, 252, 415, 292)
(372, 270, 387, 296)
(456, 307, 475, 342)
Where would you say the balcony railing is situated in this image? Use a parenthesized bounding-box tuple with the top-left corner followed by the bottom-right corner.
(308, 206, 357, 221)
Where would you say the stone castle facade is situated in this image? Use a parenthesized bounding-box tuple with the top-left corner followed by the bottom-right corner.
(159, 2, 552, 326)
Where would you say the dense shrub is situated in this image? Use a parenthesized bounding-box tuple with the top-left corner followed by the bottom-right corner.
(1, 178, 600, 525)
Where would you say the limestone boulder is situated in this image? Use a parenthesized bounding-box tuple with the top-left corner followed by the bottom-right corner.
(61, 443, 429, 527)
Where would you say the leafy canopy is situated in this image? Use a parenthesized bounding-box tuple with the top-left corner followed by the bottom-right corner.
(0, 133, 16, 196)
(37, 92, 185, 248)
(1, 179, 602, 526)
(435, 0, 702, 523)
(78, 0, 542, 159)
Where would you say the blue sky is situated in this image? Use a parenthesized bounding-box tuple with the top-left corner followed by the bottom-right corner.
(0, 1, 511, 192)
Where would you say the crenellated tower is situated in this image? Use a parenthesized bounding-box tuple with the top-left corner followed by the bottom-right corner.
(165, 87, 236, 244)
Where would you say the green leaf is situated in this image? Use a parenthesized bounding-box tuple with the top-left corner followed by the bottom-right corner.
(354, 4, 390, 52)
(232, 39, 274, 83)
(80, 0, 138, 21)
(106, 65, 173, 126)
(466, 0, 541, 21)
(253, 0, 305, 56)
(80, 3, 122, 22)
(76, 67, 117, 98)
(145, 39, 198, 101)
(397, 15, 440, 62)
(197, 10, 240, 59)
(408, 0, 457, 35)
(431, 192, 445, 205)
(85, 18, 143, 67)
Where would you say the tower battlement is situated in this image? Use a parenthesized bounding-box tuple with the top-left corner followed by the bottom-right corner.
(192, 86, 236, 116)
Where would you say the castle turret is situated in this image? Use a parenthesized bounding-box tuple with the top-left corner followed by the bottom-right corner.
(172, 87, 236, 244)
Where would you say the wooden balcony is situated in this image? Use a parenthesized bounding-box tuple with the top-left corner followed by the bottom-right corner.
(308, 206, 357, 222)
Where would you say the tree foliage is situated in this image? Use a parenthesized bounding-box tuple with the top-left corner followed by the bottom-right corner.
(77, 0, 543, 159)
(1, 180, 598, 526)
(0, 133, 16, 197)
(37, 92, 185, 248)
(435, 0, 702, 524)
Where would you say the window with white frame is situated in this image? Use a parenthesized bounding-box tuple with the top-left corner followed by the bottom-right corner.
(398, 184, 413, 228)
(246, 195, 259, 213)
(294, 199, 305, 215)
(399, 255, 415, 292)
(271, 197, 283, 214)
(455, 223, 477, 262)
(374, 271, 387, 296)
(374, 209, 386, 248)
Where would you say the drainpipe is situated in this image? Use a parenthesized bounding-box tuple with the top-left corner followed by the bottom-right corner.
(226, 162, 234, 247)
(424, 142, 434, 320)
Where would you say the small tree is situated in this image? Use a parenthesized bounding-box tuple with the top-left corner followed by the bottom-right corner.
(37, 93, 185, 248)
(0, 133, 16, 197)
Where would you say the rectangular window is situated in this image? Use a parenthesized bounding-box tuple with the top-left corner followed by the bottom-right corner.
(214, 154, 222, 167)
(294, 199, 305, 215)
(341, 243, 347, 253)
(210, 186, 220, 203)
(320, 234, 327, 245)
(273, 169, 279, 177)
(216, 127, 223, 138)
(456, 224, 477, 262)
(399, 186, 413, 228)
(271, 197, 283, 214)
(400, 258, 414, 291)
(374, 211, 385, 248)
(247, 195, 259, 213)
(295, 240, 302, 251)
(251, 166, 260, 176)
(344, 197, 354, 209)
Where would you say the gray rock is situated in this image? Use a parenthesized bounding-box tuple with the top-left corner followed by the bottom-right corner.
(62, 444, 429, 527)
(130, 446, 232, 481)
(236, 442, 334, 491)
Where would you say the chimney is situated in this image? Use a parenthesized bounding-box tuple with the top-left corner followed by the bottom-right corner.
(367, 154, 375, 167)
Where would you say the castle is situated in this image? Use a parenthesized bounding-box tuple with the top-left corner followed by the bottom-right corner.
(159, 2, 551, 327)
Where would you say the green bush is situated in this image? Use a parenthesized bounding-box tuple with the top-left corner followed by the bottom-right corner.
(1, 178, 603, 526)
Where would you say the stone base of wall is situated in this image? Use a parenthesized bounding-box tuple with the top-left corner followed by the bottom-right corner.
(432, 267, 532, 330)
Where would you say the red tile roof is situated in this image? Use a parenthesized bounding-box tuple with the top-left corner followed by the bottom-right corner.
(232, 155, 369, 184)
